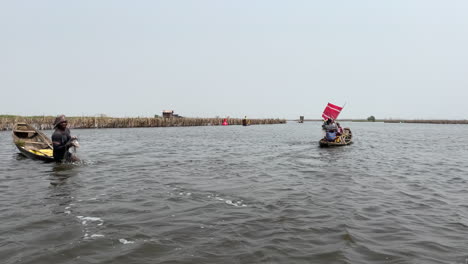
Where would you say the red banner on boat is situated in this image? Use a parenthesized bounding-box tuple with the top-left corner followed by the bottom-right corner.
(322, 103, 343, 120)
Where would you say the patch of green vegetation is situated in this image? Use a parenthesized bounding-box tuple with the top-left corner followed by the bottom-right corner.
(14, 140, 25, 147)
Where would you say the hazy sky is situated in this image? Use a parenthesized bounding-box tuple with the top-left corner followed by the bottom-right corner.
(1, 1, 467, 119)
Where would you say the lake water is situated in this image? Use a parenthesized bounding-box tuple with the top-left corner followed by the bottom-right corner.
(1, 122, 468, 264)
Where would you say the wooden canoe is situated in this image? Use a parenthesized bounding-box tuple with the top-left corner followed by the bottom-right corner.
(12, 123, 54, 162)
(319, 128, 353, 147)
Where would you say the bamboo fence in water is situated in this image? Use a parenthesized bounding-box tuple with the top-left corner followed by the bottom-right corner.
(292, 119, 468, 124)
(383, 119, 468, 124)
(0, 116, 286, 130)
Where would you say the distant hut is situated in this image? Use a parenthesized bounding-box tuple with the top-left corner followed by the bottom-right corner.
(162, 110, 174, 118)
(299, 116, 304, 123)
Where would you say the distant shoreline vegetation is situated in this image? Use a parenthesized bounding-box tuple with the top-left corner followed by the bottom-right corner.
(293, 119, 468, 124)
(0, 115, 286, 130)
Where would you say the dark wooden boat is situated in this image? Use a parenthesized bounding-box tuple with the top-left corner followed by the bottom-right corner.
(319, 128, 353, 147)
(12, 123, 54, 162)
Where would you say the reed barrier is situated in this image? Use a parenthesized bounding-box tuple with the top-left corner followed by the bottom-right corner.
(383, 120, 468, 124)
(291, 119, 468, 124)
(0, 116, 286, 130)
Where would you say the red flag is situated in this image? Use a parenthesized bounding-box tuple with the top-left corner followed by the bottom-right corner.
(322, 103, 343, 120)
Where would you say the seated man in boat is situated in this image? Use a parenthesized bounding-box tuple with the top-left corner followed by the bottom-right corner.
(52, 115, 79, 162)
(325, 130, 337, 142)
(322, 118, 330, 129)
(336, 122, 344, 136)
(322, 118, 337, 131)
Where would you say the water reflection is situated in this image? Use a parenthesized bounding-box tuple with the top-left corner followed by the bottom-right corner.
(47, 163, 81, 215)
(15, 153, 27, 160)
(49, 162, 80, 186)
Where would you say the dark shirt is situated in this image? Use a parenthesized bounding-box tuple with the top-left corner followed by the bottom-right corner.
(52, 128, 72, 162)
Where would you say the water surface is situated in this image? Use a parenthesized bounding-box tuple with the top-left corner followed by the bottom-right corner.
(1, 122, 467, 264)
